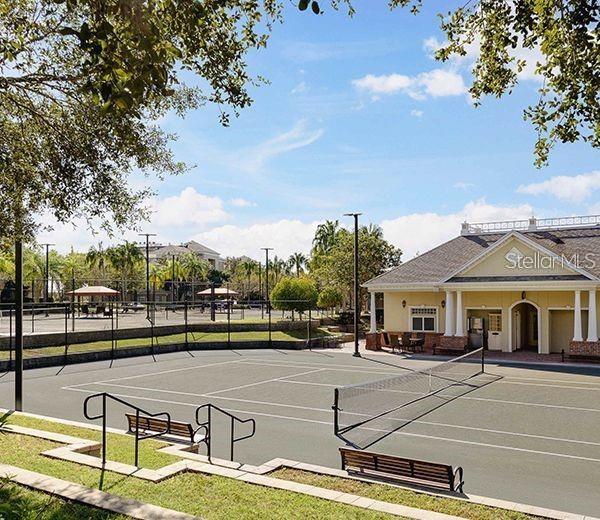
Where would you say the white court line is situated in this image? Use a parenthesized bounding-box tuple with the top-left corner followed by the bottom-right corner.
(74, 381, 600, 448)
(497, 380, 600, 391)
(241, 359, 600, 393)
(63, 386, 600, 463)
(202, 368, 326, 396)
(240, 357, 600, 388)
(64, 359, 244, 389)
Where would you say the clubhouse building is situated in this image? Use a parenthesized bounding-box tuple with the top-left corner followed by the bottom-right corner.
(365, 215, 600, 357)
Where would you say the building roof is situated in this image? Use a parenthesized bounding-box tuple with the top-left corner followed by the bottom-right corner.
(66, 285, 119, 296)
(365, 226, 600, 287)
(184, 240, 221, 257)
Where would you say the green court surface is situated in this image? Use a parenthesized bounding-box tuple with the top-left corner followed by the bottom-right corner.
(1, 348, 599, 516)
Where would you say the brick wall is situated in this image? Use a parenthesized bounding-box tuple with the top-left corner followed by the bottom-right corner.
(439, 335, 468, 351)
(569, 340, 600, 357)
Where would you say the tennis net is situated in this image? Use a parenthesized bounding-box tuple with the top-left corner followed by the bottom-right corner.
(333, 348, 484, 447)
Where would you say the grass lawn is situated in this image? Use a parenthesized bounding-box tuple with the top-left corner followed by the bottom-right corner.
(271, 469, 541, 520)
(0, 415, 541, 520)
(0, 415, 394, 519)
(0, 479, 128, 520)
(0, 328, 338, 361)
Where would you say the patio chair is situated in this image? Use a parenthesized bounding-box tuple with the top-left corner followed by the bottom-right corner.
(389, 333, 402, 353)
(81, 304, 89, 316)
(401, 332, 414, 352)
(381, 331, 391, 348)
(95, 304, 105, 316)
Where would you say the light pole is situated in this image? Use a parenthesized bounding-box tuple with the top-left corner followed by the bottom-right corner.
(344, 213, 362, 358)
(261, 248, 273, 313)
(40, 243, 54, 312)
(138, 233, 156, 316)
(171, 254, 176, 303)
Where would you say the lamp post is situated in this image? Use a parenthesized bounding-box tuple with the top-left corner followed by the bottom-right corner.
(171, 254, 176, 303)
(261, 248, 273, 313)
(138, 233, 156, 317)
(39, 243, 54, 304)
(344, 213, 362, 358)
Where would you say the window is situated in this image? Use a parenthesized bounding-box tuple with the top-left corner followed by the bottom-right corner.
(411, 307, 437, 332)
(489, 313, 502, 332)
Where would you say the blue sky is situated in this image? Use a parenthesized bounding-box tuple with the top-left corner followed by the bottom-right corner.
(44, 2, 599, 260)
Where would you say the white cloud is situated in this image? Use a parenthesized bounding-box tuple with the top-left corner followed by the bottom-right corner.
(453, 181, 475, 190)
(516, 171, 600, 203)
(229, 198, 256, 208)
(149, 187, 228, 228)
(410, 109, 424, 118)
(291, 81, 309, 94)
(193, 220, 320, 260)
(36, 187, 231, 253)
(423, 35, 544, 82)
(380, 200, 534, 258)
(352, 69, 467, 100)
(235, 119, 324, 174)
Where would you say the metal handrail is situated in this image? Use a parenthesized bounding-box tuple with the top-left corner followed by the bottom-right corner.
(83, 392, 171, 467)
(195, 403, 256, 462)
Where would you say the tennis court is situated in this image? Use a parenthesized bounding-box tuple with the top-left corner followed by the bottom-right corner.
(1, 346, 600, 516)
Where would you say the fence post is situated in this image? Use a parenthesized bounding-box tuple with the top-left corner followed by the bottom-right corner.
(184, 300, 189, 349)
(9, 308, 13, 368)
(111, 302, 115, 357)
(227, 295, 231, 348)
(308, 308, 312, 349)
(268, 304, 272, 347)
(64, 304, 68, 358)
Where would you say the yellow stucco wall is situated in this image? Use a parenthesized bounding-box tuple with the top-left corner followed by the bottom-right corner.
(460, 237, 576, 277)
(382, 289, 599, 354)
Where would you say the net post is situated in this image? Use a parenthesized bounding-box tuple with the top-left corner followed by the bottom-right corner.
(481, 347, 485, 373)
(333, 388, 339, 437)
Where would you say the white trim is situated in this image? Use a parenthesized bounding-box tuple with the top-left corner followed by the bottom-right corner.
(508, 300, 542, 354)
(442, 231, 598, 282)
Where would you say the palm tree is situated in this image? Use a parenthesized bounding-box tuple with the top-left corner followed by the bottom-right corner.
(180, 252, 209, 281)
(85, 242, 110, 283)
(106, 241, 144, 296)
(312, 219, 339, 255)
(240, 259, 256, 298)
(289, 252, 307, 277)
(363, 223, 383, 240)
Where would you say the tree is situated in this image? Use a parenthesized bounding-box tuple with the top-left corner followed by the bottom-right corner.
(179, 253, 210, 282)
(271, 277, 318, 318)
(0, 0, 282, 243)
(289, 252, 307, 277)
(240, 260, 258, 299)
(303, 1, 598, 166)
(106, 241, 144, 294)
(317, 286, 344, 315)
(312, 226, 402, 309)
(85, 243, 110, 281)
(312, 220, 340, 255)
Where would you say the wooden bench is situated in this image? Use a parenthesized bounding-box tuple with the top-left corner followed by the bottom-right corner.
(340, 447, 463, 493)
(125, 413, 200, 443)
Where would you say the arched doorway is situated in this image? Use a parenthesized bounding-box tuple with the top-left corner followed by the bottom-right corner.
(509, 300, 540, 352)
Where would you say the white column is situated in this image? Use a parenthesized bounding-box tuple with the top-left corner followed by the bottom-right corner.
(370, 292, 377, 333)
(588, 289, 598, 342)
(573, 290, 583, 342)
(444, 291, 455, 336)
(456, 290, 464, 337)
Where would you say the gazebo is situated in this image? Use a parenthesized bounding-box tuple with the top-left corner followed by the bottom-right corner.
(196, 287, 238, 299)
(66, 286, 120, 299)
(65, 286, 119, 317)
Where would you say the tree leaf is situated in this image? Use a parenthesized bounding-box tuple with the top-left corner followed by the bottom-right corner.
(298, 0, 309, 11)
